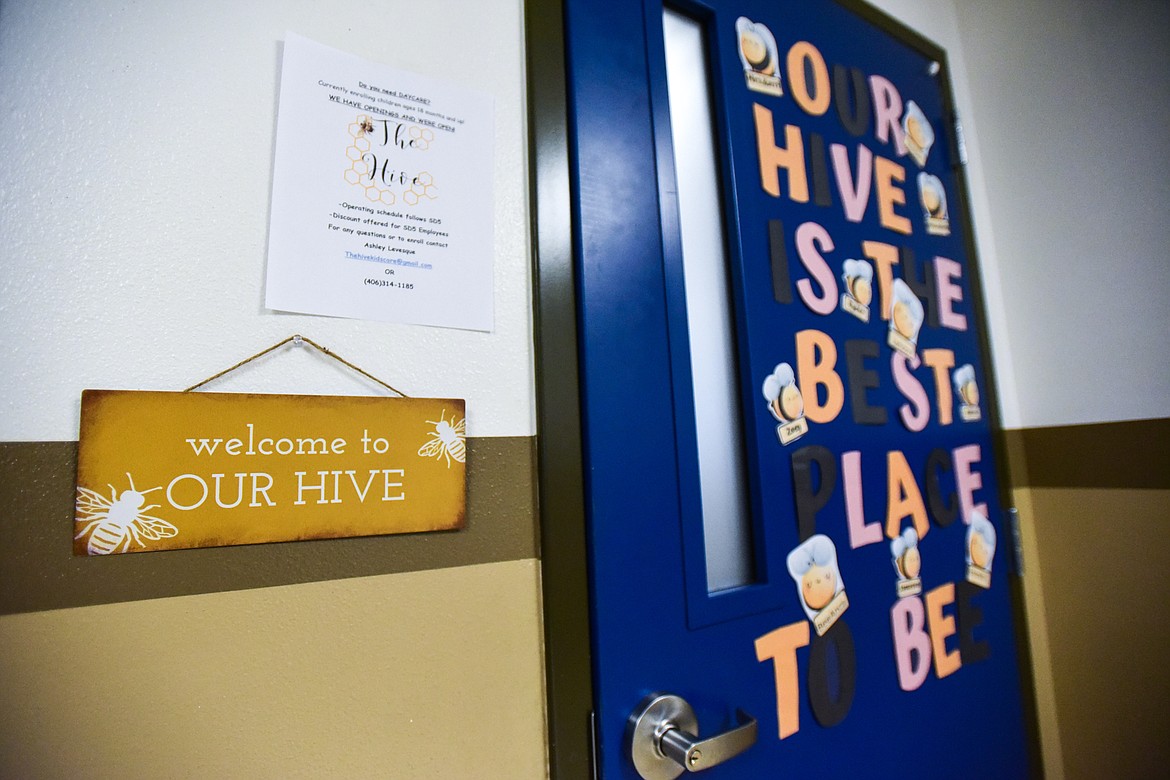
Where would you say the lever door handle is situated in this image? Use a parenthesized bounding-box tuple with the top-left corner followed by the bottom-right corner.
(628, 693, 758, 779)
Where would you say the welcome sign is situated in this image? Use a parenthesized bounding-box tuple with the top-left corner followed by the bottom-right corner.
(74, 390, 466, 555)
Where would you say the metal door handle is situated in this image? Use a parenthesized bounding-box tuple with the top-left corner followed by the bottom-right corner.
(628, 693, 757, 779)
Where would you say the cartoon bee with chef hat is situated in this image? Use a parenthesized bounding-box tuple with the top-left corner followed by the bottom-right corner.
(953, 363, 981, 421)
(902, 100, 935, 167)
(918, 172, 950, 236)
(965, 510, 996, 588)
(762, 362, 808, 445)
(890, 527, 923, 597)
(787, 534, 849, 635)
(841, 258, 874, 322)
(735, 17, 782, 96)
(888, 278, 924, 358)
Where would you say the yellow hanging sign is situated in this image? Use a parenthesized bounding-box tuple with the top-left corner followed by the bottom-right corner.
(74, 390, 466, 555)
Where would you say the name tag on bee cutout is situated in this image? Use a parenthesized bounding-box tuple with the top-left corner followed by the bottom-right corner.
(74, 390, 466, 555)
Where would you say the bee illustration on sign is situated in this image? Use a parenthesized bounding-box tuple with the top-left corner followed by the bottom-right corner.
(762, 362, 808, 445)
(787, 534, 849, 636)
(75, 473, 179, 555)
(418, 409, 466, 467)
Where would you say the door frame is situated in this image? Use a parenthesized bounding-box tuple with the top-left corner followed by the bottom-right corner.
(525, 0, 1042, 776)
(526, 0, 596, 776)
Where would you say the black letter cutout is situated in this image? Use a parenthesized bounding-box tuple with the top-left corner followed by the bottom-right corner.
(808, 620, 857, 727)
(956, 581, 991, 664)
(808, 132, 834, 208)
(845, 339, 888, 425)
(833, 64, 871, 137)
(899, 246, 940, 328)
(924, 448, 959, 527)
(769, 219, 793, 304)
(791, 445, 838, 541)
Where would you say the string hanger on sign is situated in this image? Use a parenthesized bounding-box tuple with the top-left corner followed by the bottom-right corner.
(184, 334, 409, 397)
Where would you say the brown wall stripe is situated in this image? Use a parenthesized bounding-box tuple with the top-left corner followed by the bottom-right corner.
(0, 437, 537, 616)
(1003, 418, 1169, 490)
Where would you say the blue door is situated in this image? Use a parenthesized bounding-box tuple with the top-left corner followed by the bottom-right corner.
(560, 0, 1036, 776)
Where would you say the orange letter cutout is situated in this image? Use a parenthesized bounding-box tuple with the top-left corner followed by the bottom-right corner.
(885, 449, 929, 541)
(925, 583, 962, 679)
(795, 329, 845, 423)
(786, 41, 831, 116)
(862, 240, 899, 322)
(921, 348, 955, 426)
(874, 156, 912, 235)
(754, 104, 809, 202)
(755, 621, 811, 739)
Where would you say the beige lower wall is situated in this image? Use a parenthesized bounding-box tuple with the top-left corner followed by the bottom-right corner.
(1012, 486, 1062, 779)
(0, 559, 548, 779)
(1015, 486, 1170, 780)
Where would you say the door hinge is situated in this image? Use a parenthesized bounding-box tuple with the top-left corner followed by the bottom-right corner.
(945, 110, 968, 168)
(589, 709, 600, 780)
(954, 116, 968, 167)
(1008, 507, 1024, 576)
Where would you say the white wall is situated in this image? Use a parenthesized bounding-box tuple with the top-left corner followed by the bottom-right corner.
(952, 0, 1170, 428)
(0, 0, 535, 441)
(0, 3, 545, 777)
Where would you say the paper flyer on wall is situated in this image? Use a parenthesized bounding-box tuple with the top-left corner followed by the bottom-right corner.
(265, 33, 495, 331)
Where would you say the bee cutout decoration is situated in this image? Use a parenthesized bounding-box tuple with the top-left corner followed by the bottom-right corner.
(735, 17, 782, 96)
(841, 258, 874, 322)
(762, 362, 808, 445)
(787, 534, 849, 635)
(888, 278, 925, 358)
(966, 511, 997, 589)
(902, 100, 935, 167)
(918, 172, 950, 236)
(75, 472, 179, 555)
(953, 363, 981, 421)
(417, 409, 466, 467)
(890, 527, 922, 597)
